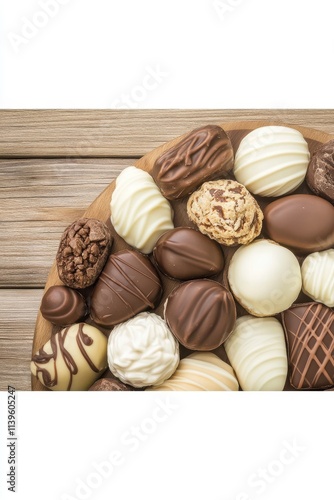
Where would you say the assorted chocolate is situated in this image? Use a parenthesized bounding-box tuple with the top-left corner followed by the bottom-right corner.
(152, 125, 234, 200)
(90, 249, 162, 327)
(187, 179, 263, 246)
(40, 286, 87, 326)
(306, 139, 334, 202)
(32, 123, 334, 391)
(153, 227, 224, 280)
(263, 194, 334, 254)
(56, 218, 112, 289)
(164, 280, 236, 351)
(282, 303, 334, 389)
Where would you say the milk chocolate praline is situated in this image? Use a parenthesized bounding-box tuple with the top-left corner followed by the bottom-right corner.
(306, 139, 334, 202)
(282, 302, 334, 390)
(263, 194, 334, 254)
(153, 227, 224, 280)
(90, 249, 162, 327)
(152, 125, 234, 200)
(164, 279, 236, 351)
(40, 285, 87, 326)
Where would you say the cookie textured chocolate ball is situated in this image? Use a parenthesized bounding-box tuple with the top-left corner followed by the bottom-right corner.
(40, 285, 87, 325)
(187, 180, 263, 246)
(56, 218, 113, 289)
(306, 139, 334, 202)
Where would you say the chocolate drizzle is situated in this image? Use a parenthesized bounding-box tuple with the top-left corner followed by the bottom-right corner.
(282, 303, 334, 389)
(90, 249, 162, 326)
(32, 323, 97, 390)
(152, 125, 234, 200)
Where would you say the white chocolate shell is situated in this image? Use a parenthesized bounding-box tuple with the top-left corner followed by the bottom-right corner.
(148, 352, 238, 391)
(228, 239, 302, 317)
(31, 323, 108, 391)
(301, 249, 334, 307)
(234, 126, 310, 197)
(111, 167, 174, 254)
(108, 312, 179, 388)
(225, 316, 288, 391)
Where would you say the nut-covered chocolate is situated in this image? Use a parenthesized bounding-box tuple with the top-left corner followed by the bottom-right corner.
(40, 285, 87, 325)
(307, 139, 334, 202)
(164, 279, 236, 350)
(90, 249, 162, 327)
(282, 302, 334, 390)
(56, 218, 113, 289)
(153, 227, 224, 280)
(263, 194, 334, 254)
(152, 125, 234, 200)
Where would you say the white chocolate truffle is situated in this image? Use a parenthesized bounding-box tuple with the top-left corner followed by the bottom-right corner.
(111, 167, 174, 254)
(301, 249, 334, 307)
(234, 126, 310, 197)
(147, 352, 239, 391)
(108, 312, 179, 388)
(31, 323, 108, 391)
(228, 239, 302, 316)
(225, 316, 288, 391)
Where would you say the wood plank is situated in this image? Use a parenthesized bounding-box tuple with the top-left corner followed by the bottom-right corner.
(0, 158, 130, 287)
(0, 289, 43, 391)
(1, 109, 334, 158)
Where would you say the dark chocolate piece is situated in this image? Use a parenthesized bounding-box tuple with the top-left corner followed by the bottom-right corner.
(152, 125, 234, 200)
(40, 285, 87, 325)
(307, 139, 334, 202)
(56, 218, 113, 289)
(164, 279, 236, 351)
(153, 227, 224, 280)
(90, 249, 162, 327)
(282, 302, 334, 390)
(263, 194, 334, 254)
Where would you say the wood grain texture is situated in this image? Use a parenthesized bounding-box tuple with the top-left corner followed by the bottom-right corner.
(0, 289, 43, 390)
(32, 120, 332, 391)
(0, 158, 130, 287)
(1, 109, 334, 158)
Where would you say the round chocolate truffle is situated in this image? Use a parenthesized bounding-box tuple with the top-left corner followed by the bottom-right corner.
(40, 285, 87, 325)
(228, 239, 302, 317)
(187, 180, 263, 246)
(164, 279, 236, 350)
(306, 139, 334, 202)
(153, 227, 224, 280)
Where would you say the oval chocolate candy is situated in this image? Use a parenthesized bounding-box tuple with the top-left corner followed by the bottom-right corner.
(164, 279, 236, 350)
(153, 227, 224, 280)
(263, 194, 334, 255)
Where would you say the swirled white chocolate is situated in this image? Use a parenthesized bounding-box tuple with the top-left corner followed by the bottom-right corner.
(111, 167, 174, 254)
(147, 352, 239, 391)
(107, 312, 179, 388)
(225, 316, 288, 391)
(301, 249, 334, 307)
(31, 323, 108, 391)
(234, 126, 310, 197)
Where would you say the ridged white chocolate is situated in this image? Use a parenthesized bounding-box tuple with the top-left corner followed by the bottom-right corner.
(234, 126, 310, 197)
(148, 352, 239, 391)
(111, 167, 174, 254)
(108, 312, 179, 388)
(225, 316, 288, 391)
(228, 239, 302, 317)
(301, 249, 334, 307)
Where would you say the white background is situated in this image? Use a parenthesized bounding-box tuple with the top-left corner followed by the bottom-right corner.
(0, 0, 333, 499)
(1, 0, 334, 108)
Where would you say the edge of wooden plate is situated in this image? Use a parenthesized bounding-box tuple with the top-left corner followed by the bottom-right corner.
(32, 120, 333, 390)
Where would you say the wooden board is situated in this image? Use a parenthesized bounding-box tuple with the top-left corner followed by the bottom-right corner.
(32, 120, 332, 391)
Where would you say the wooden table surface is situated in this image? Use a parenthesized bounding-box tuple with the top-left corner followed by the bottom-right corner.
(1, 109, 333, 391)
